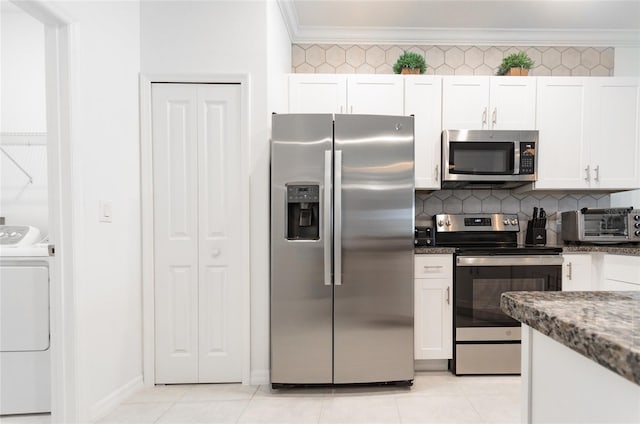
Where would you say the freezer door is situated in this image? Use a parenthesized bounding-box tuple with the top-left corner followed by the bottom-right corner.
(333, 114, 415, 384)
(270, 114, 334, 384)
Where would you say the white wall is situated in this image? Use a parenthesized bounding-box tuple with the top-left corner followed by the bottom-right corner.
(54, 2, 142, 421)
(614, 47, 640, 77)
(1, 8, 47, 132)
(0, 9, 48, 233)
(141, 0, 290, 384)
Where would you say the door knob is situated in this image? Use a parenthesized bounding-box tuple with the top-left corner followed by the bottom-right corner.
(211, 249, 221, 258)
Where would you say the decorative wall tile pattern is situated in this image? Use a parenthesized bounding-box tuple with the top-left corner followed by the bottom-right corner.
(415, 190, 611, 246)
(292, 45, 615, 76)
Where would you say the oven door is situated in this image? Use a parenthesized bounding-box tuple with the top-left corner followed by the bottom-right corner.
(446, 141, 517, 178)
(455, 255, 563, 330)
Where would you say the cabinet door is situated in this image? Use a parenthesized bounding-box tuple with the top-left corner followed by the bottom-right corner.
(442, 76, 490, 130)
(415, 278, 453, 360)
(601, 279, 640, 291)
(288, 74, 347, 113)
(562, 254, 593, 291)
(347, 75, 404, 115)
(489, 77, 536, 130)
(535, 77, 590, 189)
(589, 78, 640, 190)
(405, 76, 442, 189)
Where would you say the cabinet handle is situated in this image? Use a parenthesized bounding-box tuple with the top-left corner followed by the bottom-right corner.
(566, 262, 573, 280)
(340, 106, 343, 113)
(584, 165, 590, 181)
(435, 164, 439, 182)
(482, 107, 488, 126)
(492, 108, 497, 127)
(594, 165, 600, 182)
(446, 286, 451, 305)
(350, 106, 353, 114)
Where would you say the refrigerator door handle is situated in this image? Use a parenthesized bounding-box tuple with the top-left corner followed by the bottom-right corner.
(334, 149, 342, 286)
(324, 150, 332, 286)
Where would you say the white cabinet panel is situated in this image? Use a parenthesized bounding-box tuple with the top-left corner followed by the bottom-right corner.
(589, 78, 640, 189)
(489, 77, 536, 130)
(347, 75, 404, 115)
(535, 77, 640, 191)
(288, 74, 347, 113)
(414, 254, 453, 360)
(442, 76, 535, 130)
(561, 254, 593, 291)
(535, 78, 590, 189)
(405, 76, 442, 189)
(442, 77, 490, 130)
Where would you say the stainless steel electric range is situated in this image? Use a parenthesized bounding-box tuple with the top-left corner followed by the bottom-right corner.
(433, 213, 563, 375)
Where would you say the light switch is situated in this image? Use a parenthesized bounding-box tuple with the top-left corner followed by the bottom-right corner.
(99, 200, 112, 223)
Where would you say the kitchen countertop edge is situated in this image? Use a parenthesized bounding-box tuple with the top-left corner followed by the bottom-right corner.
(500, 291, 640, 386)
(415, 246, 640, 255)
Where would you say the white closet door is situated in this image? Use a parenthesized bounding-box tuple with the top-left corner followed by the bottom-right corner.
(196, 84, 242, 382)
(153, 83, 243, 384)
(153, 83, 199, 384)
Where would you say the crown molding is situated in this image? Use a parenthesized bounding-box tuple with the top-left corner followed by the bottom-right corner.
(291, 27, 640, 47)
(276, 1, 640, 47)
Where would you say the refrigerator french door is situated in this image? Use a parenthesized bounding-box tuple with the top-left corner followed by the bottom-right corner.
(270, 114, 415, 386)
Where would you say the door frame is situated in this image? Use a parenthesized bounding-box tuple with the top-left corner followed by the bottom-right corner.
(140, 74, 251, 386)
(10, 1, 79, 421)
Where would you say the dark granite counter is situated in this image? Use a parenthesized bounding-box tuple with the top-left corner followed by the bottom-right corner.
(562, 245, 640, 256)
(501, 291, 640, 386)
(414, 247, 456, 254)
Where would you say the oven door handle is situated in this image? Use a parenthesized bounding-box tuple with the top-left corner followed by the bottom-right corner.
(456, 255, 563, 267)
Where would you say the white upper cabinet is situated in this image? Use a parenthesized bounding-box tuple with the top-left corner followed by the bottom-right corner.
(588, 78, 640, 190)
(347, 75, 404, 115)
(535, 77, 640, 190)
(288, 74, 347, 113)
(404, 76, 442, 190)
(442, 76, 536, 130)
(535, 77, 590, 189)
(288, 74, 403, 115)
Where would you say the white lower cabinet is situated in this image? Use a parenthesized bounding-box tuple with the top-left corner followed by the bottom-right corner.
(561, 253, 593, 291)
(600, 254, 640, 291)
(414, 254, 453, 360)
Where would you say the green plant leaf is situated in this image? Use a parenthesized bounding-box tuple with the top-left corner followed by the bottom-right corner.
(393, 51, 427, 74)
(497, 51, 535, 75)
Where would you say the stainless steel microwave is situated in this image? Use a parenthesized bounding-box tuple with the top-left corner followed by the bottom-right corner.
(442, 130, 538, 188)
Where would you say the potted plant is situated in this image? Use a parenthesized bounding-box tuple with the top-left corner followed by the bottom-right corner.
(497, 51, 535, 76)
(393, 51, 427, 75)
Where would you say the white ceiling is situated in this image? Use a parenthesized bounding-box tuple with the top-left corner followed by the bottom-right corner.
(278, 0, 640, 46)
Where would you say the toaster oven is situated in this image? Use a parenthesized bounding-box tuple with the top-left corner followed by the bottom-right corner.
(561, 208, 640, 244)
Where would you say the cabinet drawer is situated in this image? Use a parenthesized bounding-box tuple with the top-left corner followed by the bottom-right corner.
(414, 255, 453, 278)
(603, 255, 640, 285)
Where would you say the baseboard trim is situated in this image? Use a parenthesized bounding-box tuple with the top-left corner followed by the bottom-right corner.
(250, 369, 270, 386)
(89, 375, 144, 422)
(415, 359, 449, 372)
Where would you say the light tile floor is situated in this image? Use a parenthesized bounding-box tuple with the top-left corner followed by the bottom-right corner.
(0, 372, 521, 424)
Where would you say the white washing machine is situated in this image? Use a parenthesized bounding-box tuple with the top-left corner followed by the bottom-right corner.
(0, 225, 51, 415)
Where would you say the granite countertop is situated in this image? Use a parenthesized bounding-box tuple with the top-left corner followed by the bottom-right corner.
(415, 245, 640, 256)
(501, 291, 640, 386)
(562, 245, 640, 256)
(414, 247, 456, 254)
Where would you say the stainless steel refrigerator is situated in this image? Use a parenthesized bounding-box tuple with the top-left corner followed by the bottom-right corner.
(270, 114, 415, 386)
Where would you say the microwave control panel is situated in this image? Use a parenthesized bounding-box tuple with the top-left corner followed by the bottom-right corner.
(519, 142, 535, 174)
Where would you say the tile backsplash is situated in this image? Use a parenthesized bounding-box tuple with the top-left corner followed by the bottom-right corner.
(292, 44, 615, 76)
(416, 190, 611, 246)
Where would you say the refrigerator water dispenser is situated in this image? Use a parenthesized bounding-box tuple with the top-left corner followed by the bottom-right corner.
(286, 184, 320, 240)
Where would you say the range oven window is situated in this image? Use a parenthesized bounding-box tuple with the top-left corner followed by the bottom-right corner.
(455, 263, 561, 328)
(449, 142, 514, 175)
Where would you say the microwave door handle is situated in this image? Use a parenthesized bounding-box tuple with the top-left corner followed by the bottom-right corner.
(513, 141, 520, 175)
